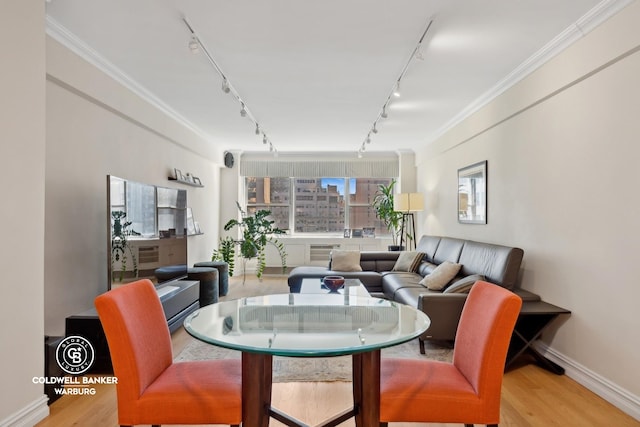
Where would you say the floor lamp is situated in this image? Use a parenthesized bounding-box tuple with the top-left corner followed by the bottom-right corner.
(394, 193, 424, 250)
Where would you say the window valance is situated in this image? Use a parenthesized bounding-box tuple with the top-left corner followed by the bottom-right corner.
(239, 152, 399, 178)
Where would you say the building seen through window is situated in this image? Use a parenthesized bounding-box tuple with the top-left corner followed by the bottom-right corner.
(245, 177, 393, 235)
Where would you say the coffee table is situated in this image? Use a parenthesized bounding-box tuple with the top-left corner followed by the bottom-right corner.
(299, 277, 370, 296)
(184, 293, 430, 427)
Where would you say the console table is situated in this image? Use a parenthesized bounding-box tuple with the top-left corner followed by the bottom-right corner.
(65, 279, 199, 373)
(506, 300, 571, 375)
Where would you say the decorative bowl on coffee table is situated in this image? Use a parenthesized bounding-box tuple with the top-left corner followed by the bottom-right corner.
(323, 275, 345, 293)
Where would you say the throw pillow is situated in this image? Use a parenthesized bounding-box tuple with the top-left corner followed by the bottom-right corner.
(330, 250, 363, 272)
(418, 261, 462, 290)
(443, 274, 486, 294)
(392, 251, 425, 272)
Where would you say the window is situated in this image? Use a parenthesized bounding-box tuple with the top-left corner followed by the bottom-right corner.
(245, 176, 393, 235)
(349, 178, 390, 235)
(246, 177, 291, 231)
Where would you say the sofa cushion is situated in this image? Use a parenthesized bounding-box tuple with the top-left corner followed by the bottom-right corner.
(381, 272, 423, 299)
(392, 251, 425, 272)
(415, 236, 441, 263)
(443, 274, 485, 294)
(432, 237, 465, 264)
(457, 240, 524, 289)
(416, 261, 438, 276)
(419, 261, 462, 290)
(393, 286, 440, 307)
(360, 251, 400, 272)
(330, 250, 362, 272)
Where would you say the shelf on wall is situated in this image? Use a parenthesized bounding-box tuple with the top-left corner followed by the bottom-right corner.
(168, 176, 204, 187)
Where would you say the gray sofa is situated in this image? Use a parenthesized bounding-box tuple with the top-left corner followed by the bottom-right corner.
(288, 235, 534, 346)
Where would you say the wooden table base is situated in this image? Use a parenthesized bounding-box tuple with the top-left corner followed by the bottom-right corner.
(241, 350, 382, 427)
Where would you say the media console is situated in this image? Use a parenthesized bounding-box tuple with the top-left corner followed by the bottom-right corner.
(65, 279, 199, 373)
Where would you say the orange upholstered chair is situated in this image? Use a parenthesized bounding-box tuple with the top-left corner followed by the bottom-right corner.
(380, 280, 522, 427)
(94, 279, 241, 427)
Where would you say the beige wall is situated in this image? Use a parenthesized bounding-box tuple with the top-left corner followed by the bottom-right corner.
(44, 37, 224, 336)
(0, 0, 48, 424)
(416, 2, 640, 416)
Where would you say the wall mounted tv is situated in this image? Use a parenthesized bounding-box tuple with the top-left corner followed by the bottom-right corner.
(107, 175, 188, 290)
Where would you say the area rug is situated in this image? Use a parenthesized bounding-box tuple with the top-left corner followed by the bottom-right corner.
(175, 338, 452, 382)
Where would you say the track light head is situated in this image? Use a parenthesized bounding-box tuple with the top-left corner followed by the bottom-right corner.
(263, 134, 268, 144)
(240, 103, 247, 117)
(255, 124, 260, 135)
(393, 82, 401, 97)
(188, 36, 199, 53)
(221, 78, 230, 94)
(372, 123, 378, 134)
(381, 106, 388, 119)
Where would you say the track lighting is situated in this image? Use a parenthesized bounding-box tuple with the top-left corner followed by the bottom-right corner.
(221, 78, 230, 94)
(356, 19, 432, 152)
(188, 36, 199, 53)
(183, 17, 277, 153)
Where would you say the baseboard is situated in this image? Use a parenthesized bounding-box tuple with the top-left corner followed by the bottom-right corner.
(534, 342, 640, 421)
(0, 395, 49, 427)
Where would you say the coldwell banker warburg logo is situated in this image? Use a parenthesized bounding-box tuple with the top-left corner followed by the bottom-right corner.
(34, 336, 118, 397)
(56, 336, 95, 374)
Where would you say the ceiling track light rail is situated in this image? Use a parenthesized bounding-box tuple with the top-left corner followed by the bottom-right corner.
(357, 19, 433, 157)
(182, 16, 277, 154)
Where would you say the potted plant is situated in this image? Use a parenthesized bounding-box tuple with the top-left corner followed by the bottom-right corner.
(110, 210, 141, 282)
(212, 203, 287, 283)
(372, 179, 406, 251)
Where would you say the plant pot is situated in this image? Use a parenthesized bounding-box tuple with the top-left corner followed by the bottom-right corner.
(388, 245, 405, 251)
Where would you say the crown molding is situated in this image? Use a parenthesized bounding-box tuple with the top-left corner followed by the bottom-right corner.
(45, 16, 210, 142)
(428, 0, 634, 143)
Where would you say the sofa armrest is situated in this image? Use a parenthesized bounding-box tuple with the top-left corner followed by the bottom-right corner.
(418, 293, 468, 341)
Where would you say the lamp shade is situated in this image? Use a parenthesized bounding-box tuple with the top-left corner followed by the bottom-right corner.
(394, 193, 423, 212)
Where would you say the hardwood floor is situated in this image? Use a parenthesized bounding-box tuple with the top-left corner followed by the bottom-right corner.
(36, 276, 639, 426)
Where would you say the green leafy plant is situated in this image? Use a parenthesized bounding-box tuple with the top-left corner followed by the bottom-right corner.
(371, 179, 406, 248)
(110, 210, 141, 282)
(212, 203, 287, 283)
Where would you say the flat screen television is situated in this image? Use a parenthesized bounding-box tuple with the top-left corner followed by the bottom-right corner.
(107, 175, 188, 289)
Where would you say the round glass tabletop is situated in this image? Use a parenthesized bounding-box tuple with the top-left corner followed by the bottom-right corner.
(184, 293, 431, 357)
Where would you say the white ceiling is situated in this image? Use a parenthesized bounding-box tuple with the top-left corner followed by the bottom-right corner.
(46, 0, 616, 155)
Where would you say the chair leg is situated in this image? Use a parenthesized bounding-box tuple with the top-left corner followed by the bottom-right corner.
(464, 424, 474, 427)
(419, 338, 425, 354)
(380, 423, 389, 427)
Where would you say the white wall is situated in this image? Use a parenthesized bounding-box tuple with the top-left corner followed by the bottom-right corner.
(0, 0, 48, 424)
(417, 2, 640, 417)
(44, 37, 223, 336)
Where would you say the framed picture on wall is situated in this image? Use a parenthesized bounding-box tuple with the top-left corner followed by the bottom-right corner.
(458, 160, 487, 224)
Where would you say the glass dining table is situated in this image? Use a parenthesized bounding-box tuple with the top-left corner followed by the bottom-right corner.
(184, 292, 430, 427)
